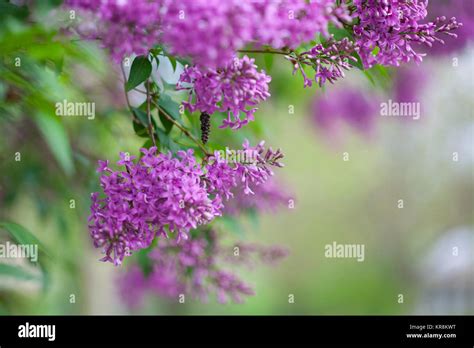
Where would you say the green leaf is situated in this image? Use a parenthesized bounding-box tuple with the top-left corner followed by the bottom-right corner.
(156, 127, 180, 152)
(363, 70, 376, 86)
(140, 139, 155, 151)
(350, 51, 364, 70)
(0, 221, 49, 256)
(169, 56, 177, 72)
(158, 94, 182, 122)
(158, 94, 183, 134)
(132, 107, 157, 138)
(35, 112, 74, 176)
(0, 1, 29, 20)
(133, 119, 150, 138)
(0, 264, 40, 281)
(159, 112, 174, 133)
(126, 56, 152, 92)
(327, 24, 353, 41)
(263, 53, 274, 72)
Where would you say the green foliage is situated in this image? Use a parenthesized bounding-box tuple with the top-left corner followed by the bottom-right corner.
(35, 112, 75, 176)
(158, 93, 182, 134)
(0, 221, 51, 290)
(0, 264, 40, 282)
(0, 222, 48, 256)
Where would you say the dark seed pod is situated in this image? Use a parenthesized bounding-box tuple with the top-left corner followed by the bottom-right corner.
(200, 112, 211, 144)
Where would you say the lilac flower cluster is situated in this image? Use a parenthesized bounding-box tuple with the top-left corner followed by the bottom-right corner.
(353, 0, 462, 68)
(89, 142, 284, 265)
(89, 148, 219, 265)
(119, 229, 288, 306)
(288, 37, 357, 88)
(66, 0, 161, 62)
(177, 56, 271, 129)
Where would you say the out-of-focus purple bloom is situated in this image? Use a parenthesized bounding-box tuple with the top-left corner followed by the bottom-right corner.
(287, 37, 357, 88)
(118, 230, 287, 305)
(66, 0, 161, 62)
(66, 0, 352, 68)
(177, 56, 271, 130)
(427, 0, 474, 55)
(353, 0, 462, 68)
(160, 0, 257, 69)
(393, 66, 428, 104)
(313, 87, 378, 138)
(223, 179, 291, 217)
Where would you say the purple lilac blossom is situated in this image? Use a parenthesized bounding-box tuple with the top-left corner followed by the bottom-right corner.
(89, 142, 284, 265)
(353, 0, 462, 68)
(177, 56, 271, 129)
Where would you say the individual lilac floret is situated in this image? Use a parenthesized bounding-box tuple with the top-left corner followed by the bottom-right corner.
(177, 56, 271, 130)
(88, 147, 221, 265)
(287, 37, 357, 88)
(353, 0, 462, 68)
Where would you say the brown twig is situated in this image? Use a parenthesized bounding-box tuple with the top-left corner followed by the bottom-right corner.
(146, 80, 156, 147)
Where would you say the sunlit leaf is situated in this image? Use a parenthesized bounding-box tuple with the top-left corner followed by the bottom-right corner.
(126, 56, 152, 91)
